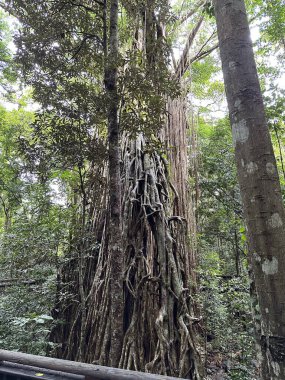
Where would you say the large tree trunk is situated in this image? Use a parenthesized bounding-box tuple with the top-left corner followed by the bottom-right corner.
(213, 0, 285, 378)
(50, 2, 203, 378)
(50, 102, 202, 379)
(82, 99, 202, 378)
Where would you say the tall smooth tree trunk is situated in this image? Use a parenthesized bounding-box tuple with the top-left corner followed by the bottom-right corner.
(105, 0, 123, 367)
(213, 0, 285, 378)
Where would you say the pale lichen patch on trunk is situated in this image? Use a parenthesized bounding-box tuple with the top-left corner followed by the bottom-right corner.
(232, 119, 249, 147)
(262, 257, 278, 275)
(268, 213, 283, 229)
(234, 98, 242, 110)
(266, 162, 276, 175)
(229, 61, 238, 70)
(246, 161, 258, 174)
(253, 252, 262, 263)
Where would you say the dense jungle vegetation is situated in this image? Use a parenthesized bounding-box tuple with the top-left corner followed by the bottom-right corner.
(0, 1, 284, 379)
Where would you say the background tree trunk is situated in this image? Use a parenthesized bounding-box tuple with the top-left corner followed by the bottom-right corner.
(104, 0, 124, 367)
(214, 0, 285, 378)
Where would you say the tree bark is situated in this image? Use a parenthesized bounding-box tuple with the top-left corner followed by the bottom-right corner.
(105, 0, 124, 367)
(213, 1, 285, 378)
(48, 2, 202, 377)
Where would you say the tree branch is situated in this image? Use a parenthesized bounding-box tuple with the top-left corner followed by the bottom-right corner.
(178, 0, 206, 25)
(175, 16, 204, 79)
(189, 42, 219, 64)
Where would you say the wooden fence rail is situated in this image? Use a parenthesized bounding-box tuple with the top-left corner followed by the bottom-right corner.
(0, 350, 187, 380)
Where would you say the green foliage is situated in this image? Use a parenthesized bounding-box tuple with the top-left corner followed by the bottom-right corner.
(253, 0, 285, 46)
(0, 10, 17, 90)
(197, 117, 255, 379)
(198, 118, 244, 260)
(203, 1, 214, 18)
(0, 282, 55, 354)
(119, 50, 179, 138)
(188, 54, 225, 119)
(0, 91, 68, 355)
(247, 0, 285, 97)
(0, 105, 32, 233)
(264, 92, 285, 197)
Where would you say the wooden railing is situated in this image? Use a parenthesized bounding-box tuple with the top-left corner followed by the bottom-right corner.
(0, 350, 186, 380)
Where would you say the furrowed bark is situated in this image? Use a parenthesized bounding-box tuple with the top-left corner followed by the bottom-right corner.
(213, 1, 285, 378)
